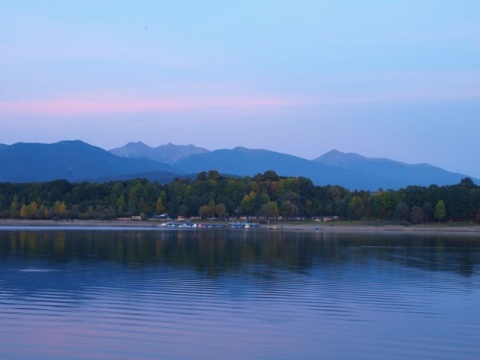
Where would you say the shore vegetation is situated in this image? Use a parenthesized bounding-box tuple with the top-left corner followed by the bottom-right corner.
(0, 171, 479, 224)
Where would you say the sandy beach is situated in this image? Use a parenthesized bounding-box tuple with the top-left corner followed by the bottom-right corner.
(0, 218, 479, 235)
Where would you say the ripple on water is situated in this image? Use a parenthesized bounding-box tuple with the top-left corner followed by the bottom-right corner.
(0, 230, 480, 360)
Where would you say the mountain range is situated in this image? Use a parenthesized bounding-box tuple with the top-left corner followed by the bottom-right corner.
(0, 141, 173, 183)
(109, 142, 209, 165)
(0, 140, 476, 190)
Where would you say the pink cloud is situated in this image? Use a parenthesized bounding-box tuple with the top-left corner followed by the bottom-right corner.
(2, 78, 478, 117)
(0, 96, 311, 116)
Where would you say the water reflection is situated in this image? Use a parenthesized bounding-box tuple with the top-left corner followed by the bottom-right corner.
(1, 229, 479, 303)
(1, 229, 480, 360)
(1, 229, 479, 276)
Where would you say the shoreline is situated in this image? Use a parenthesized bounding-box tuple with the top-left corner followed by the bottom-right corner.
(0, 219, 479, 235)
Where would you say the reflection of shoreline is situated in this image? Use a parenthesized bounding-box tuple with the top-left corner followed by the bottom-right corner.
(0, 219, 479, 235)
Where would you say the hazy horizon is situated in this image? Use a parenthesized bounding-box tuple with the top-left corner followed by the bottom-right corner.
(1, 1, 479, 178)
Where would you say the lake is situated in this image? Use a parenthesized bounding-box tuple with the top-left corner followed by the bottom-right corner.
(0, 228, 479, 359)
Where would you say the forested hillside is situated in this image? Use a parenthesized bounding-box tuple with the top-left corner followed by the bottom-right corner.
(0, 171, 479, 223)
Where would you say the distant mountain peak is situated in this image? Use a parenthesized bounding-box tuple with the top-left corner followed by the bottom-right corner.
(323, 149, 343, 155)
(316, 149, 415, 165)
(233, 146, 271, 154)
(316, 149, 439, 169)
(159, 143, 205, 150)
(123, 141, 152, 149)
(131, 140, 149, 146)
(109, 141, 154, 159)
(315, 149, 368, 166)
(109, 142, 210, 165)
(318, 149, 360, 158)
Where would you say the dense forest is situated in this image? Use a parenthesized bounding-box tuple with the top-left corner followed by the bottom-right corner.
(0, 170, 479, 223)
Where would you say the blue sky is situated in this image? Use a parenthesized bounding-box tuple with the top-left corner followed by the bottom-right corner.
(1, 0, 479, 178)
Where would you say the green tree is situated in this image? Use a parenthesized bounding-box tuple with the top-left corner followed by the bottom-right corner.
(54, 201, 67, 218)
(207, 170, 220, 183)
(395, 202, 410, 222)
(372, 190, 397, 220)
(259, 201, 279, 219)
(460, 177, 475, 190)
(349, 195, 365, 219)
(117, 195, 126, 214)
(10, 195, 19, 218)
(208, 199, 216, 213)
(178, 204, 189, 216)
(240, 191, 257, 215)
(27, 201, 38, 219)
(43, 207, 50, 219)
(305, 199, 313, 216)
(280, 200, 299, 219)
(156, 197, 165, 214)
(410, 206, 424, 224)
(20, 204, 28, 219)
(423, 203, 434, 223)
(199, 205, 212, 219)
(70, 204, 80, 219)
(434, 200, 446, 222)
(86, 205, 95, 219)
(214, 203, 227, 219)
(257, 191, 271, 214)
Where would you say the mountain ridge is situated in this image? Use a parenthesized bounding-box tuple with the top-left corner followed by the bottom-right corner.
(316, 149, 432, 168)
(173, 148, 378, 189)
(313, 149, 469, 188)
(109, 141, 210, 164)
(111, 143, 480, 189)
(0, 140, 176, 183)
(0, 140, 477, 189)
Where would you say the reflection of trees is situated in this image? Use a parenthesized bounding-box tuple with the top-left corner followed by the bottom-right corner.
(0, 230, 479, 277)
(328, 233, 480, 277)
(0, 230, 334, 275)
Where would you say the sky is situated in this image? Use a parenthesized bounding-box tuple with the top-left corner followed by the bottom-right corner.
(1, 0, 479, 178)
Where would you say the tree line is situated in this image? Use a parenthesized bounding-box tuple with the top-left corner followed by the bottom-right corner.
(0, 170, 479, 223)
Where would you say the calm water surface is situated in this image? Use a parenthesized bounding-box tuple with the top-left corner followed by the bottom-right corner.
(0, 228, 479, 359)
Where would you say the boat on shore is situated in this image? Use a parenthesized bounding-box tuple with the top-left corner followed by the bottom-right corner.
(229, 222, 259, 229)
